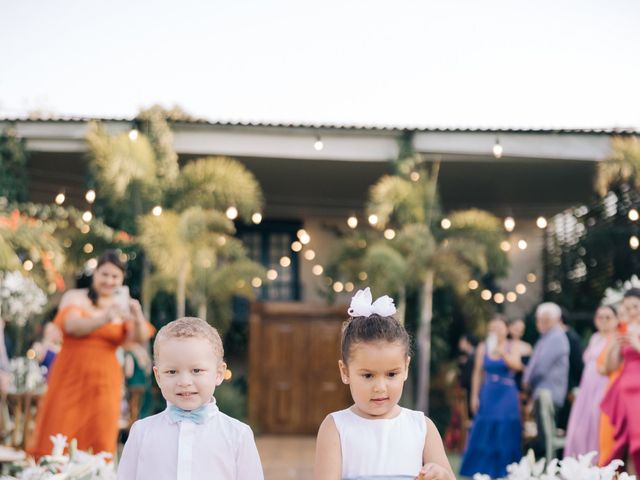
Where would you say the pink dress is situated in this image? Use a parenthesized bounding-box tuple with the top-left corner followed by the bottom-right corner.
(564, 332, 609, 461)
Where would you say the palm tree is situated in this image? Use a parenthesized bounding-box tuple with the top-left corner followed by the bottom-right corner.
(595, 136, 640, 197)
(366, 156, 507, 413)
(139, 156, 265, 322)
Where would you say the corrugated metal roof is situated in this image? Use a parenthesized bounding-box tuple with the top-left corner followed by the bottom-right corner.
(0, 115, 637, 135)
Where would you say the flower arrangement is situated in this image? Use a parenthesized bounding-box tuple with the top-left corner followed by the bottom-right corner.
(0, 434, 116, 480)
(0, 271, 47, 327)
(473, 450, 636, 480)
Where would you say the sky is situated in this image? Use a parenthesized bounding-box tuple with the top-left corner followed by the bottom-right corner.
(2, 0, 639, 129)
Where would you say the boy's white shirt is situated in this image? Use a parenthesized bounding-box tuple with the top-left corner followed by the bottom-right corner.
(117, 399, 264, 480)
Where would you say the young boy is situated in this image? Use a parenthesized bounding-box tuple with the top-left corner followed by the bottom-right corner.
(117, 317, 264, 480)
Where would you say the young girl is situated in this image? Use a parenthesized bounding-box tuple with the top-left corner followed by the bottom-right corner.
(314, 288, 454, 480)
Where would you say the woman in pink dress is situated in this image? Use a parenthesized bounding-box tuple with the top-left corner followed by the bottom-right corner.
(564, 305, 618, 461)
(601, 288, 640, 473)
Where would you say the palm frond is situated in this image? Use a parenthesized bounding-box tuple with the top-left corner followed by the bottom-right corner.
(170, 157, 264, 218)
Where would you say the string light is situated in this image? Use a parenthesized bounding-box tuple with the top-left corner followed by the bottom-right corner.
(518, 239, 528, 250)
(494, 293, 505, 304)
(266, 269, 278, 280)
(251, 277, 262, 288)
(493, 138, 503, 158)
(368, 214, 378, 226)
(80, 224, 90, 234)
(384, 229, 396, 240)
(314, 136, 324, 151)
(345, 282, 355, 292)
(312, 265, 324, 276)
(630, 236, 639, 250)
(629, 209, 639, 222)
(82, 211, 93, 222)
(333, 281, 344, 293)
(468, 280, 479, 290)
(252, 213, 263, 224)
(225, 206, 238, 220)
(516, 283, 527, 294)
(347, 216, 358, 229)
(358, 272, 368, 281)
(526, 273, 537, 283)
(297, 229, 311, 244)
(304, 249, 316, 260)
(83, 243, 94, 254)
(128, 129, 139, 141)
(536, 216, 548, 229)
(504, 217, 515, 232)
(55, 193, 65, 205)
(500, 241, 511, 252)
(441, 218, 451, 229)
(280, 256, 291, 267)
(291, 241, 303, 252)
(23, 260, 34, 271)
(85, 190, 96, 204)
(481, 289, 492, 301)
(86, 258, 98, 270)
(506, 292, 517, 303)
(410, 171, 420, 182)
(152, 206, 162, 216)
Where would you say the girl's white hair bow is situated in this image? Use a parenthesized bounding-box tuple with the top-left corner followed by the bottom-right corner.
(348, 287, 397, 317)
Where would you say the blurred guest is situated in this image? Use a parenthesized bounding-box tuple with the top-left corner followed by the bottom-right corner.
(597, 304, 627, 466)
(508, 318, 533, 391)
(458, 333, 479, 417)
(564, 305, 618, 462)
(459, 315, 523, 479)
(558, 307, 585, 430)
(28, 250, 153, 459)
(601, 288, 640, 473)
(523, 302, 570, 457)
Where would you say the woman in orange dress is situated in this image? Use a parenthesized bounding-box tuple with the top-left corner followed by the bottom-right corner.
(28, 250, 152, 459)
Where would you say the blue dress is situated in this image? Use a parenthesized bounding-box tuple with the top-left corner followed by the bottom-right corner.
(459, 353, 522, 478)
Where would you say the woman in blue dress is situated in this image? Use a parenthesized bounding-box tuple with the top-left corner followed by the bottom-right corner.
(460, 314, 524, 479)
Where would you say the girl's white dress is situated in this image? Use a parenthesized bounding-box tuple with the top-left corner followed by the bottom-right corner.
(331, 407, 426, 479)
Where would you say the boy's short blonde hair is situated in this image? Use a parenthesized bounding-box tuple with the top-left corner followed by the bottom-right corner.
(153, 317, 224, 364)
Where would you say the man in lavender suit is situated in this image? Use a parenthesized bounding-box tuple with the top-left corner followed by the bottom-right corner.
(523, 302, 570, 457)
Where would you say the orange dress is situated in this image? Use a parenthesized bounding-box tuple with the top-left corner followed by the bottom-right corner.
(28, 305, 130, 458)
(597, 336, 622, 466)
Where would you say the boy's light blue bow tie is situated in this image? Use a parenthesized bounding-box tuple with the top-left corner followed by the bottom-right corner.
(168, 404, 208, 424)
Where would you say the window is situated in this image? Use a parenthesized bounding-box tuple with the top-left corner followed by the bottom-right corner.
(237, 220, 301, 301)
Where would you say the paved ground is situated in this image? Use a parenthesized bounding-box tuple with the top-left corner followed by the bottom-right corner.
(256, 436, 315, 480)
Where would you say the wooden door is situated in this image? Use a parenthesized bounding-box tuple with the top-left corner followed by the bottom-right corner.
(249, 302, 351, 434)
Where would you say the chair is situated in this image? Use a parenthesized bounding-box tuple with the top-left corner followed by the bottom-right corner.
(536, 388, 566, 463)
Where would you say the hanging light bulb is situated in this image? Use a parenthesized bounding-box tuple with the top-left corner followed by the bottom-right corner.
(225, 206, 238, 220)
(493, 138, 503, 158)
(85, 190, 96, 204)
(152, 206, 162, 216)
(347, 216, 358, 229)
(55, 192, 66, 205)
(314, 136, 324, 151)
(384, 229, 396, 240)
(494, 292, 505, 304)
(504, 217, 515, 232)
(630, 236, 639, 250)
(468, 280, 479, 290)
(629, 209, 639, 222)
(82, 211, 93, 222)
(252, 213, 262, 224)
(441, 218, 451, 229)
(368, 214, 378, 226)
(518, 239, 528, 250)
(312, 265, 324, 276)
(481, 289, 492, 301)
(536, 216, 548, 229)
(128, 129, 139, 141)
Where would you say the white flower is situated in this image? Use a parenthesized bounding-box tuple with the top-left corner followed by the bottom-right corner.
(49, 434, 67, 458)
